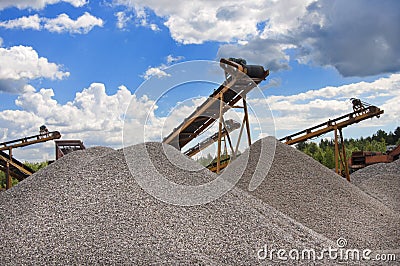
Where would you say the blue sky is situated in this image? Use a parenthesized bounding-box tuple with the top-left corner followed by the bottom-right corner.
(0, 0, 399, 161)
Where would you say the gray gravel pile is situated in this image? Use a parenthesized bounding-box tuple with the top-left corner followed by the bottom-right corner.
(351, 159, 400, 213)
(224, 137, 400, 251)
(0, 143, 335, 265)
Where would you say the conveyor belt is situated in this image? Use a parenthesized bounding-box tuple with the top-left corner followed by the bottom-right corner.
(0, 131, 61, 151)
(0, 150, 34, 181)
(183, 119, 240, 157)
(163, 58, 269, 150)
(279, 105, 384, 145)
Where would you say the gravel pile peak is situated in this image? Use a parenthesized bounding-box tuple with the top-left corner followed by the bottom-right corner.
(0, 143, 335, 265)
(351, 159, 400, 213)
(224, 136, 400, 251)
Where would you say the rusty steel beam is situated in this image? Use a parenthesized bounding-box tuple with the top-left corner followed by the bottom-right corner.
(55, 140, 85, 160)
(0, 131, 61, 151)
(0, 150, 34, 183)
(183, 119, 240, 157)
(280, 106, 384, 145)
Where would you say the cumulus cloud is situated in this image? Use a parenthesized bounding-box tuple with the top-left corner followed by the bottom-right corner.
(142, 55, 184, 79)
(0, 84, 132, 147)
(249, 74, 400, 136)
(0, 45, 69, 93)
(113, 5, 160, 31)
(0, 83, 131, 160)
(0, 83, 202, 161)
(0, 14, 41, 30)
(0, 0, 87, 10)
(43, 12, 104, 34)
(115, 0, 400, 76)
(143, 65, 170, 80)
(114, 0, 312, 44)
(295, 0, 400, 77)
(0, 12, 103, 34)
(115, 11, 132, 29)
(133, 6, 160, 31)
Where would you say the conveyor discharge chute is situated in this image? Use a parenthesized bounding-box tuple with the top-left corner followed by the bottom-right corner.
(163, 58, 269, 151)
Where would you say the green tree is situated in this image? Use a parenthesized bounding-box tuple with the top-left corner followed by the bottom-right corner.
(372, 129, 387, 142)
(323, 147, 335, 169)
(314, 148, 324, 164)
(24, 161, 48, 172)
(393, 127, 400, 144)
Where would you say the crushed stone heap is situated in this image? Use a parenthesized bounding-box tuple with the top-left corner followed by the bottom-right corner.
(351, 159, 400, 213)
(224, 137, 400, 251)
(0, 143, 334, 265)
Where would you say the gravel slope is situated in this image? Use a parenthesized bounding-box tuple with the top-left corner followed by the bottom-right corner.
(0, 143, 334, 265)
(224, 137, 400, 251)
(351, 159, 400, 213)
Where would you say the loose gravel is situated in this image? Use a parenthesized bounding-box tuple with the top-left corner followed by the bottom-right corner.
(351, 159, 400, 213)
(224, 137, 400, 251)
(0, 143, 335, 265)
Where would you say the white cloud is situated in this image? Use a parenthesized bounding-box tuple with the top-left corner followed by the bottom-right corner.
(115, 0, 400, 76)
(0, 14, 41, 30)
(0, 82, 198, 161)
(249, 74, 400, 137)
(143, 65, 170, 80)
(0, 0, 88, 10)
(114, 0, 313, 44)
(0, 84, 134, 150)
(166, 55, 184, 64)
(0, 45, 69, 93)
(142, 55, 184, 79)
(43, 12, 104, 34)
(149, 23, 159, 31)
(133, 5, 160, 31)
(115, 11, 132, 29)
(113, 5, 160, 31)
(0, 13, 103, 34)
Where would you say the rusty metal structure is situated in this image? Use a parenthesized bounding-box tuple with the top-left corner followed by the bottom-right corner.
(163, 58, 269, 173)
(183, 119, 240, 157)
(55, 140, 85, 160)
(0, 131, 61, 189)
(279, 99, 384, 181)
(350, 143, 400, 170)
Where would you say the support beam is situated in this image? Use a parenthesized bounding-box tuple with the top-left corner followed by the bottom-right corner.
(216, 93, 224, 173)
(222, 118, 236, 159)
(339, 129, 350, 181)
(243, 97, 252, 146)
(235, 111, 246, 156)
(6, 161, 11, 190)
(334, 128, 339, 175)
